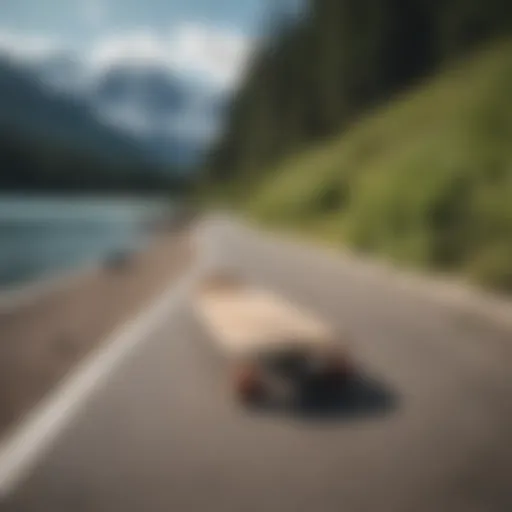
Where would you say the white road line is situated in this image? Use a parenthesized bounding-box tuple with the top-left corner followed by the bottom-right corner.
(0, 255, 206, 498)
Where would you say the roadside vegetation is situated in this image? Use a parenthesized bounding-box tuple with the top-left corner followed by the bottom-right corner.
(204, 0, 512, 293)
(247, 39, 512, 292)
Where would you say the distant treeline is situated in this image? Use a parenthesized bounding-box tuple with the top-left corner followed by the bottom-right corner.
(206, 0, 512, 184)
(0, 128, 188, 194)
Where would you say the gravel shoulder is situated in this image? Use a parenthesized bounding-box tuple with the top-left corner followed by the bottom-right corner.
(0, 229, 192, 438)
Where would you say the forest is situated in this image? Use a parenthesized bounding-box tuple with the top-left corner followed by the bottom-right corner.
(207, 0, 512, 184)
(204, 0, 512, 291)
(0, 128, 187, 194)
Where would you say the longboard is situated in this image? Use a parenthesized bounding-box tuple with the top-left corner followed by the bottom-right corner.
(193, 275, 335, 358)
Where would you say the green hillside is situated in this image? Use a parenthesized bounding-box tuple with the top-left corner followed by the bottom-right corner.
(243, 39, 512, 291)
(207, 0, 512, 184)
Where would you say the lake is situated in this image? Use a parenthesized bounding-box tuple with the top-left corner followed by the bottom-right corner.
(0, 196, 172, 291)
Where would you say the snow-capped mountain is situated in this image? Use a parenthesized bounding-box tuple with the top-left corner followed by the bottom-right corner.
(93, 63, 186, 115)
(5, 51, 229, 169)
(55, 59, 226, 167)
(0, 56, 151, 166)
(91, 62, 227, 166)
(31, 53, 91, 96)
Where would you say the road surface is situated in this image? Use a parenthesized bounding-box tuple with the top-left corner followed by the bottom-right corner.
(2, 218, 512, 512)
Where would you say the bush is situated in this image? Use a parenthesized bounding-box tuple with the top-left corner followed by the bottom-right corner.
(466, 244, 512, 292)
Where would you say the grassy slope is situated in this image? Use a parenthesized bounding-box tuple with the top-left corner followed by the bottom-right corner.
(243, 38, 512, 292)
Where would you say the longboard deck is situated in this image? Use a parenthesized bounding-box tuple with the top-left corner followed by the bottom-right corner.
(194, 276, 335, 357)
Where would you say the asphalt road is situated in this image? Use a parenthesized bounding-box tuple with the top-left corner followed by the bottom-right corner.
(3, 218, 512, 512)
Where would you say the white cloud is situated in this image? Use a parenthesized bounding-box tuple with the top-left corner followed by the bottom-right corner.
(88, 29, 169, 70)
(88, 23, 252, 90)
(0, 29, 60, 61)
(0, 22, 253, 146)
(168, 23, 251, 89)
(0, 22, 252, 91)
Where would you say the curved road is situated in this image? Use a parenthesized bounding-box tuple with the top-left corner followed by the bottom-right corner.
(3, 218, 512, 512)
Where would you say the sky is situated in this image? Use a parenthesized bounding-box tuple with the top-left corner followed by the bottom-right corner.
(0, 0, 276, 90)
(0, 0, 303, 150)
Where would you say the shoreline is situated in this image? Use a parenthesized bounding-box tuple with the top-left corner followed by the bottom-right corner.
(0, 233, 160, 311)
(0, 263, 98, 312)
(0, 198, 180, 310)
(0, 228, 192, 439)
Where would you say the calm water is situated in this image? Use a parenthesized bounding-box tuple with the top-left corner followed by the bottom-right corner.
(0, 196, 171, 290)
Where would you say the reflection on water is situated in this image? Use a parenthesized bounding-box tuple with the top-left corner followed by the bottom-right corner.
(0, 196, 171, 289)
